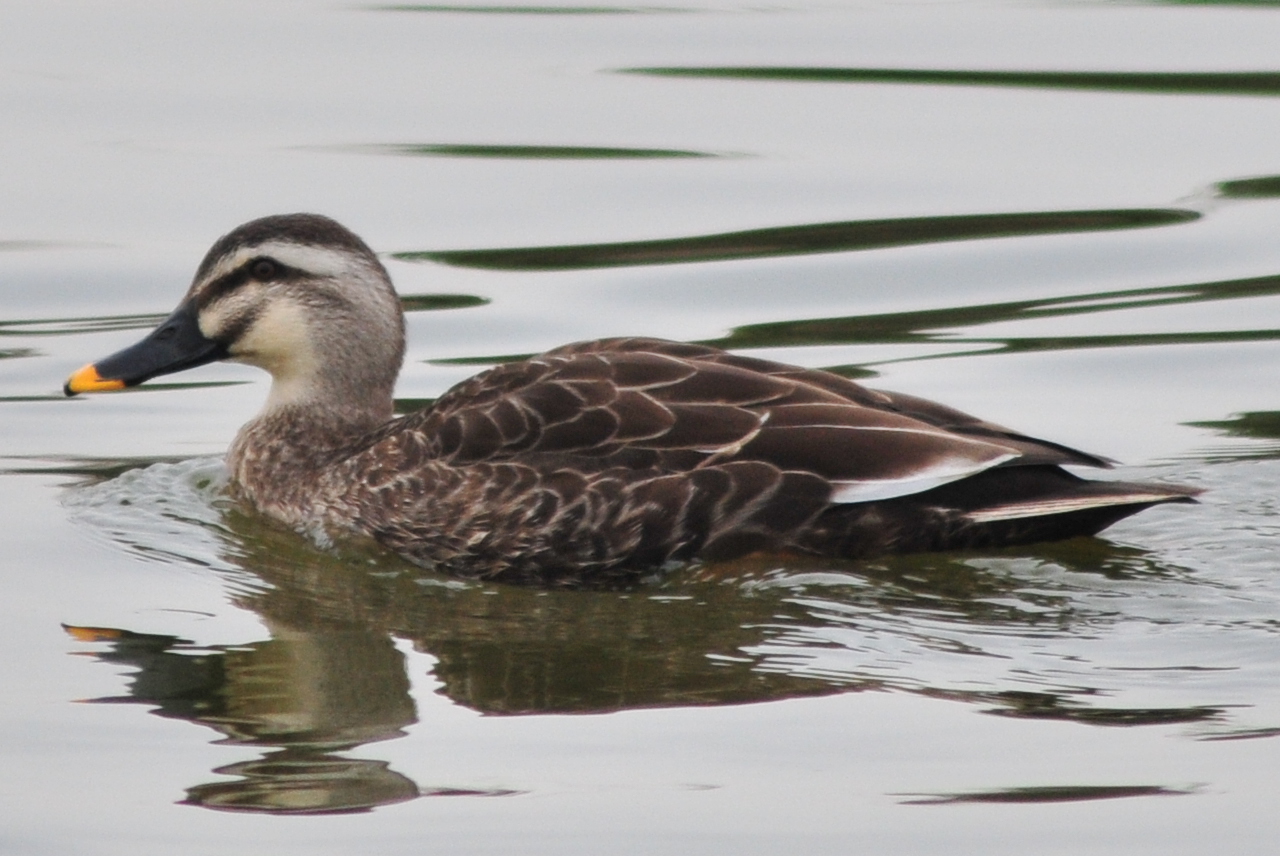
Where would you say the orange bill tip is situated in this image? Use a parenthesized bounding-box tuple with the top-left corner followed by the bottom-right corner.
(62, 624, 124, 642)
(64, 363, 126, 395)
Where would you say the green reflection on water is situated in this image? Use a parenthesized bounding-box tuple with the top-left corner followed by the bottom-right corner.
(1149, 0, 1280, 5)
(1184, 411, 1280, 460)
(334, 143, 717, 159)
(899, 784, 1195, 805)
(1188, 411, 1280, 441)
(0, 313, 166, 337)
(396, 209, 1198, 271)
(981, 691, 1222, 726)
(1217, 175, 1280, 199)
(399, 293, 489, 312)
(428, 353, 534, 366)
(708, 272, 1280, 361)
(415, 271, 1280, 372)
(374, 4, 689, 13)
(0, 294, 486, 339)
(625, 66, 1280, 96)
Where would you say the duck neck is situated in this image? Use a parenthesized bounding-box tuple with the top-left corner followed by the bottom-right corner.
(226, 396, 393, 525)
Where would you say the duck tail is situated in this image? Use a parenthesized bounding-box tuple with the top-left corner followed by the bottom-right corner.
(802, 466, 1198, 557)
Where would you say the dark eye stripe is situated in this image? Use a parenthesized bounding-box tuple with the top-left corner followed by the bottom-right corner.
(196, 256, 298, 307)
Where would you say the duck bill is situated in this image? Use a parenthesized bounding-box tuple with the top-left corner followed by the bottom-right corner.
(64, 301, 227, 396)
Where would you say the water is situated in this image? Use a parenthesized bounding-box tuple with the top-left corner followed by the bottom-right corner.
(4, 0, 1280, 852)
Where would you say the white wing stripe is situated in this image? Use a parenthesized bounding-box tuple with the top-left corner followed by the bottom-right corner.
(965, 492, 1177, 523)
(829, 452, 1020, 503)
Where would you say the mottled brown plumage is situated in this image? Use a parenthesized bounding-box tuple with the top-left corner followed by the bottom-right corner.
(67, 214, 1197, 582)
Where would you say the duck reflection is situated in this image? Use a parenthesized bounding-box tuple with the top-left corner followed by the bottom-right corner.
(215, 512, 848, 714)
(66, 622, 419, 814)
(65, 467, 1221, 815)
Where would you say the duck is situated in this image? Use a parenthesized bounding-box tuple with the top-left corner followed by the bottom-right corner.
(65, 213, 1197, 582)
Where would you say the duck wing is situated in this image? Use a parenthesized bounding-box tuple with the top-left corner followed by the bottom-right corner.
(348, 338, 1193, 577)
(391, 338, 1067, 503)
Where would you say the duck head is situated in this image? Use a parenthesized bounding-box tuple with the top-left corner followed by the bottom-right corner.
(65, 214, 406, 420)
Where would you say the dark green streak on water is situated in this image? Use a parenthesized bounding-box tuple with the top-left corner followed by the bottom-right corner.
(1201, 726, 1280, 741)
(1180, 409, 1280, 461)
(397, 209, 1198, 271)
(900, 785, 1193, 805)
(1153, 0, 1280, 6)
(6, 382, 249, 403)
(0, 313, 167, 337)
(0, 296, 485, 338)
(983, 692, 1223, 726)
(428, 353, 536, 367)
(624, 66, 1280, 97)
(1217, 175, 1280, 199)
(708, 272, 1280, 359)
(399, 294, 489, 312)
(101, 381, 250, 395)
(375, 4, 688, 14)
(422, 273, 1280, 370)
(340, 143, 715, 160)
(1187, 411, 1280, 441)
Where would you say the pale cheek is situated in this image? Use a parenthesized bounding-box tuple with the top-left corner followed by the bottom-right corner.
(229, 301, 317, 379)
(198, 286, 262, 343)
(197, 304, 232, 343)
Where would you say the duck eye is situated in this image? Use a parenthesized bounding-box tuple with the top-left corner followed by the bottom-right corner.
(250, 259, 278, 280)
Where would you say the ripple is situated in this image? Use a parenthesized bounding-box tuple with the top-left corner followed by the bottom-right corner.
(62, 457, 238, 572)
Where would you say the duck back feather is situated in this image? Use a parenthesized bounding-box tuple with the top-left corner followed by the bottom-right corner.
(303, 337, 1194, 582)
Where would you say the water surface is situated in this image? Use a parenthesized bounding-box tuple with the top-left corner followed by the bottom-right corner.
(3, 0, 1280, 852)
